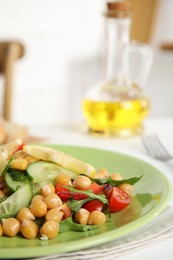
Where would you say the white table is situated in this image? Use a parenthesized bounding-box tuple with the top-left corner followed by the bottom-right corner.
(31, 117, 173, 260)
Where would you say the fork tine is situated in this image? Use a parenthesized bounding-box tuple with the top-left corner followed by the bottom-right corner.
(141, 134, 172, 161)
(141, 134, 158, 158)
(151, 135, 171, 157)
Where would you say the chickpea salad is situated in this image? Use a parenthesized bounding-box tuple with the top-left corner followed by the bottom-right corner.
(0, 139, 142, 240)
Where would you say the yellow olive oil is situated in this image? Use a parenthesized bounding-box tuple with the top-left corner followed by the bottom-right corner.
(82, 97, 150, 136)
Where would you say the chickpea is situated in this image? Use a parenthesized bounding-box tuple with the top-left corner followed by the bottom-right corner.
(31, 195, 44, 204)
(0, 189, 6, 199)
(20, 220, 38, 239)
(75, 208, 90, 225)
(43, 194, 62, 209)
(40, 184, 55, 197)
(17, 207, 35, 222)
(0, 224, 3, 236)
(40, 221, 59, 240)
(45, 208, 64, 223)
(118, 183, 133, 196)
(56, 173, 72, 186)
(88, 211, 106, 225)
(2, 218, 20, 237)
(73, 176, 91, 190)
(10, 158, 29, 171)
(111, 173, 122, 180)
(94, 169, 109, 179)
(30, 199, 47, 217)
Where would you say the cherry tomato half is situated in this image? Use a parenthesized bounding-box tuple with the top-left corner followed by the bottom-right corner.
(55, 184, 87, 200)
(82, 199, 104, 212)
(108, 187, 131, 212)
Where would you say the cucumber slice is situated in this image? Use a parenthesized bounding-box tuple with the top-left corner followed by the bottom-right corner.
(0, 184, 32, 220)
(5, 172, 27, 192)
(27, 161, 78, 183)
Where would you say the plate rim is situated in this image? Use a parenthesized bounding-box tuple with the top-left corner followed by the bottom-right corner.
(0, 144, 172, 258)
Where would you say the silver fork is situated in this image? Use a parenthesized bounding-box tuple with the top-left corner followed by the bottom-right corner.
(141, 134, 173, 161)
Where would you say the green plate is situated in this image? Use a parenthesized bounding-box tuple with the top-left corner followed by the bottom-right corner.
(0, 145, 172, 259)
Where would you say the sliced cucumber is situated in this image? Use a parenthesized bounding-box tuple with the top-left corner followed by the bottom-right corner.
(27, 161, 78, 183)
(0, 184, 32, 220)
(5, 172, 27, 192)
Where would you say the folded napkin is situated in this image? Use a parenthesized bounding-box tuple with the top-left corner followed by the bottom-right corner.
(29, 207, 173, 260)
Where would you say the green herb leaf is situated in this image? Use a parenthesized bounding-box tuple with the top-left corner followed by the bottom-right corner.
(59, 217, 99, 233)
(91, 175, 143, 187)
(64, 186, 108, 204)
(67, 198, 92, 212)
(7, 168, 28, 182)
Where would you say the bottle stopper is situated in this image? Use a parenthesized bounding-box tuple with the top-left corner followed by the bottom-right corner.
(105, 1, 131, 18)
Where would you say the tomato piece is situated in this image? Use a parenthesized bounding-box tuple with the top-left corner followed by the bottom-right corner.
(55, 184, 87, 201)
(89, 182, 103, 194)
(59, 203, 71, 220)
(55, 182, 103, 201)
(108, 187, 131, 212)
(14, 143, 25, 153)
(82, 199, 104, 212)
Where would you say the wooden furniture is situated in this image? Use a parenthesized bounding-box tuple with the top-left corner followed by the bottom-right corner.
(129, 0, 160, 43)
(0, 41, 25, 121)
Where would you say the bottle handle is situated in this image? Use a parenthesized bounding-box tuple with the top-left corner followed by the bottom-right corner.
(126, 41, 153, 88)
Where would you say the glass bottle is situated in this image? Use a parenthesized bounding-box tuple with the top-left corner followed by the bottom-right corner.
(82, 1, 153, 137)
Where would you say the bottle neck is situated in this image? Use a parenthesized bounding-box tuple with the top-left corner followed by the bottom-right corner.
(102, 16, 131, 84)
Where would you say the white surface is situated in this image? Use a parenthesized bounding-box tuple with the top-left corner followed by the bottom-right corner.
(0, 0, 173, 124)
(30, 117, 173, 260)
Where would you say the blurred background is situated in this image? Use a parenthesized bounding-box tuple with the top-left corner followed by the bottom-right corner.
(0, 0, 173, 126)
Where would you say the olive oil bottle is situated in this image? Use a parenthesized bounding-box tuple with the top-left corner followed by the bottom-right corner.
(82, 1, 152, 137)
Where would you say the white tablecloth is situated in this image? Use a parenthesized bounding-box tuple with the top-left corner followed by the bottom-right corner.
(30, 117, 173, 260)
